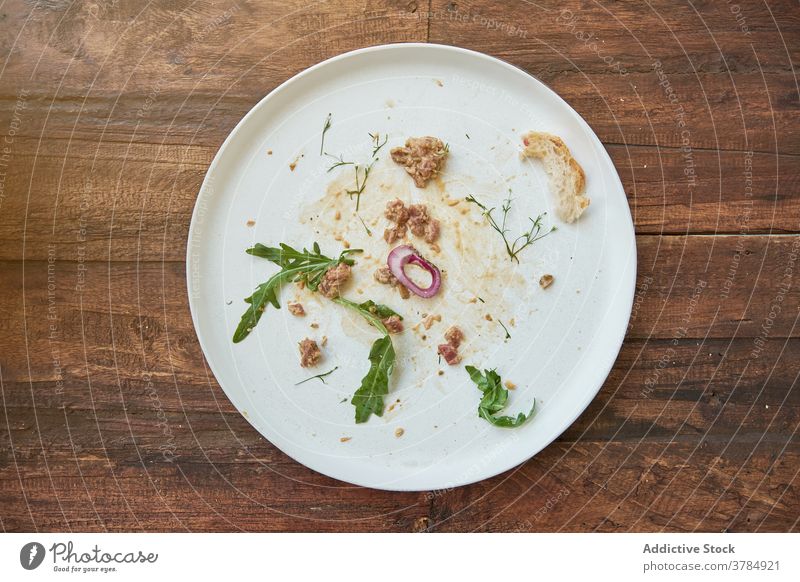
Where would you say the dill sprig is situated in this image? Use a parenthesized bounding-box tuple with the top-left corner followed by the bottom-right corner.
(465, 194, 555, 263)
(296, 366, 339, 386)
(498, 320, 511, 340)
(357, 213, 372, 236)
(320, 113, 332, 155)
(369, 132, 388, 157)
(326, 153, 354, 173)
(346, 160, 376, 211)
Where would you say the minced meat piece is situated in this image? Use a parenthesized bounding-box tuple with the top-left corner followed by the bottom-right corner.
(374, 266, 411, 300)
(288, 302, 305, 316)
(385, 198, 409, 224)
(424, 218, 441, 243)
(407, 204, 430, 237)
(298, 338, 321, 367)
(438, 325, 464, 365)
(437, 343, 461, 365)
(374, 265, 395, 285)
(382, 315, 404, 334)
(390, 136, 449, 188)
(383, 224, 407, 244)
(444, 326, 464, 348)
(318, 263, 351, 298)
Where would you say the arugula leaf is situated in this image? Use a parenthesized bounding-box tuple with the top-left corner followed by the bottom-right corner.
(333, 297, 402, 423)
(235, 241, 402, 424)
(232, 273, 284, 343)
(351, 299, 402, 321)
(333, 298, 400, 332)
(350, 335, 396, 423)
(465, 365, 534, 428)
(233, 243, 361, 343)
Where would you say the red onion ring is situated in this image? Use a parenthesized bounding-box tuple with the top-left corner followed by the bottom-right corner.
(387, 245, 441, 298)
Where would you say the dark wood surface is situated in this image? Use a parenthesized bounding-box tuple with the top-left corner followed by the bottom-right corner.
(1, 0, 798, 532)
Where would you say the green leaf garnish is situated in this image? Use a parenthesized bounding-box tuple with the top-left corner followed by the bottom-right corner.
(232, 243, 361, 343)
(235, 241, 403, 424)
(465, 194, 555, 263)
(350, 335, 395, 423)
(333, 297, 401, 423)
(464, 365, 534, 428)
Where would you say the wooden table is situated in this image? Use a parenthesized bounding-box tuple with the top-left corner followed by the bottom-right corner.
(1, 0, 798, 532)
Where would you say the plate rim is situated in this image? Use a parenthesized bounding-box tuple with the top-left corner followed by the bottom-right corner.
(185, 42, 637, 491)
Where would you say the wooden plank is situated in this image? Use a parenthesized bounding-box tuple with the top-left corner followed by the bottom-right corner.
(1, 0, 798, 535)
(427, 0, 800, 155)
(2, 434, 796, 532)
(1, 139, 798, 263)
(0, 0, 427, 100)
(424, 441, 800, 533)
(2, 335, 797, 442)
(1, 236, 799, 383)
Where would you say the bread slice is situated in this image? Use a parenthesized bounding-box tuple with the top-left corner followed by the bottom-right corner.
(521, 132, 589, 223)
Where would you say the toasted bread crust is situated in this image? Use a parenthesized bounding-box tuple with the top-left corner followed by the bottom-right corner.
(521, 131, 589, 223)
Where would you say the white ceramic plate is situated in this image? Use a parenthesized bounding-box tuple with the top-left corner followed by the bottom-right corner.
(187, 43, 636, 491)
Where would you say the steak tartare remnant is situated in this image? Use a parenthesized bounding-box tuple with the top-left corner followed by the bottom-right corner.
(299, 338, 321, 368)
(391, 136, 449, 188)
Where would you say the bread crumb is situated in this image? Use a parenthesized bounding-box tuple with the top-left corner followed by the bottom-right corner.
(334, 210, 341, 220)
(246, 219, 256, 227)
(310, 322, 319, 329)
(509, 318, 516, 327)
(340, 437, 352, 443)
(395, 427, 405, 438)
(422, 314, 442, 330)
(485, 314, 493, 321)
(521, 131, 589, 223)
(446, 198, 460, 206)
(505, 380, 517, 390)
(435, 79, 443, 87)
(267, 149, 273, 155)
(321, 335, 328, 346)
(437, 370, 444, 376)
(540, 274, 555, 289)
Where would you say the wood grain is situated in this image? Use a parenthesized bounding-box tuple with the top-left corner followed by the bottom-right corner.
(1, 0, 798, 532)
